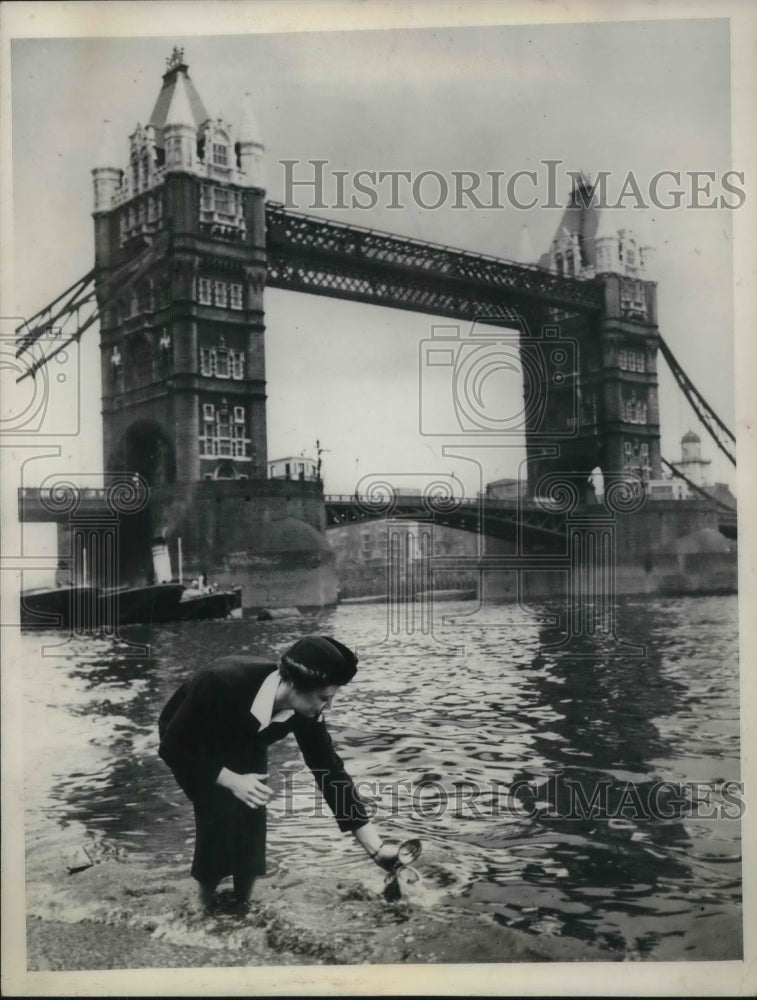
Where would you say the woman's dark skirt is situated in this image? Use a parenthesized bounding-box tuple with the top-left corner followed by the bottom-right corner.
(191, 786, 267, 885)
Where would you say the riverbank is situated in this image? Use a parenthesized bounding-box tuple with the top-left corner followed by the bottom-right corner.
(24, 849, 614, 972)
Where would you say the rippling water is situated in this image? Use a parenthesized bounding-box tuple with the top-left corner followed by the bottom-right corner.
(22, 595, 741, 959)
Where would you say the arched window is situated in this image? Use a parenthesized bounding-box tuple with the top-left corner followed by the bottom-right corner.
(212, 130, 230, 167)
(124, 333, 153, 388)
(140, 152, 150, 190)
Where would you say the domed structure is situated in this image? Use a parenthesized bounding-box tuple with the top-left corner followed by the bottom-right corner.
(262, 517, 333, 555)
(674, 527, 732, 555)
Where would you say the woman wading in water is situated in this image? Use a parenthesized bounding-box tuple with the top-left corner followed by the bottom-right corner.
(159, 635, 404, 910)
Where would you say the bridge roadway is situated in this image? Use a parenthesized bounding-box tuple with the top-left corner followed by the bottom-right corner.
(326, 494, 568, 552)
(17, 488, 736, 543)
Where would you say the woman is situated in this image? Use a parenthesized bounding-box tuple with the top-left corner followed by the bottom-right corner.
(158, 635, 402, 910)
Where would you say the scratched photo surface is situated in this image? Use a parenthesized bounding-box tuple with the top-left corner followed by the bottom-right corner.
(2, 10, 749, 995)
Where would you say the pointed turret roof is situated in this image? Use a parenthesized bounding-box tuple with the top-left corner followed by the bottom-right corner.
(538, 172, 601, 269)
(164, 73, 197, 128)
(149, 48, 209, 144)
(239, 92, 263, 145)
(94, 119, 120, 168)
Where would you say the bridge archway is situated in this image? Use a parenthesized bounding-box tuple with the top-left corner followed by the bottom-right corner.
(111, 420, 177, 583)
(113, 420, 177, 488)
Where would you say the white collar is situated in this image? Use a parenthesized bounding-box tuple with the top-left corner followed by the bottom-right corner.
(251, 669, 294, 730)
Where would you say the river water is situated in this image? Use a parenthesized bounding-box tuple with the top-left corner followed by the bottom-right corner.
(21, 594, 741, 960)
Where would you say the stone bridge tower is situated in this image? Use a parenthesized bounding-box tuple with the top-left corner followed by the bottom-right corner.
(90, 49, 334, 603)
(534, 174, 662, 497)
(93, 46, 267, 487)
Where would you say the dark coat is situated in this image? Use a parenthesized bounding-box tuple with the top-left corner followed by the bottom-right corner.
(158, 655, 369, 883)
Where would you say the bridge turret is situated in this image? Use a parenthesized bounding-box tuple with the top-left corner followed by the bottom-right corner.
(163, 72, 198, 172)
(92, 119, 122, 213)
(238, 92, 265, 189)
(594, 210, 621, 274)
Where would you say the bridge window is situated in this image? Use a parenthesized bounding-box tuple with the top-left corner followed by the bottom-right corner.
(214, 188, 231, 216)
(620, 279, 646, 317)
(216, 346, 231, 378)
(199, 277, 243, 310)
(200, 345, 244, 378)
(124, 333, 152, 386)
(230, 283, 243, 310)
(619, 348, 645, 372)
(140, 152, 150, 191)
(199, 278, 212, 305)
(198, 184, 246, 239)
(199, 404, 250, 459)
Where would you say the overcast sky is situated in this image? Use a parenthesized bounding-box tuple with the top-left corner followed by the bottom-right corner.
(8, 18, 738, 495)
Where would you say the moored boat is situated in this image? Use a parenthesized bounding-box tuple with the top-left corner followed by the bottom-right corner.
(176, 585, 243, 621)
(20, 585, 100, 630)
(96, 582, 185, 627)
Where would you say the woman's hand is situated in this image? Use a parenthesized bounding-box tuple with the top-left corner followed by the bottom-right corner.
(216, 767, 272, 808)
(372, 843, 402, 872)
(352, 824, 403, 871)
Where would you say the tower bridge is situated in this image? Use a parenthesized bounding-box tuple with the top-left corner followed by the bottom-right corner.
(15, 50, 736, 609)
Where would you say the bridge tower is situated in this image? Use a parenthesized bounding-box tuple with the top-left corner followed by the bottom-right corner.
(94, 46, 267, 488)
(534, 175, 662, 496)
(89, 49, 334, 603)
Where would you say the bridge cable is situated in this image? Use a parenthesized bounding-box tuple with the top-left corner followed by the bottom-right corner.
(660, 457, 736, 512)
(15, 232, 171, 383)
(657, 335, 736, 466)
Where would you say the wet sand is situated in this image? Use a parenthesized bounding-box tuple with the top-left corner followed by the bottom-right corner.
(24, 853, 615, 972)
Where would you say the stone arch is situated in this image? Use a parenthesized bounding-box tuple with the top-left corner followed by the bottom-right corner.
(213, 460, 238, 479)
(113, 419, 177, 488)
(107, 420, 176, 584)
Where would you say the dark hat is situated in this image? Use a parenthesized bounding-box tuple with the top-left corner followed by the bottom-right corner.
(282, 635, 358, 688)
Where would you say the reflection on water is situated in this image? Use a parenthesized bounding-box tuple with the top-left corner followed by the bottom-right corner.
(22, 596, 741, 958)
